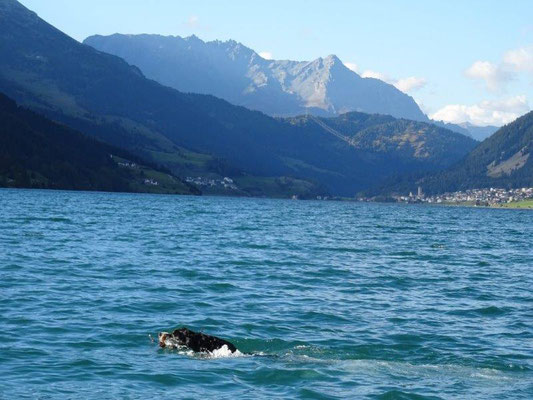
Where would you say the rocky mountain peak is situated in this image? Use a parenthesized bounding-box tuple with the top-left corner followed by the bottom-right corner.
(84, 34, 428, 121)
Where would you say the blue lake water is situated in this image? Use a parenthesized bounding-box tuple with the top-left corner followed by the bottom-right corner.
(1, 189, 532, 399)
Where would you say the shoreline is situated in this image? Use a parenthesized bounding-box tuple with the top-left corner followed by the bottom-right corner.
(383, 200, 533, 210)
(427, 200, 533, 210)
(2, 186, 533, 209)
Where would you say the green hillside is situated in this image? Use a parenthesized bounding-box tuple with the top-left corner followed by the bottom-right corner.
(290, 112, 477, 167)
(285, 113, 477, 178)
(0, 92, 199, 195)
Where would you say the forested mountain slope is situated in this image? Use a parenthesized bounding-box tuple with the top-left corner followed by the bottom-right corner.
(0, 92, 199, 194)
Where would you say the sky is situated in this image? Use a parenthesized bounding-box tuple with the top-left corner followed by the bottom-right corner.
(18, 0, 533, 126)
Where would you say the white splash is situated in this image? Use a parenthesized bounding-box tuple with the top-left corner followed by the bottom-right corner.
(208, 345, 244, 359)
(163, 338, 181, 349)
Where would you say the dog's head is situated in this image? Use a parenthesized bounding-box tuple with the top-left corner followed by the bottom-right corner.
(158, 331, 171, 348)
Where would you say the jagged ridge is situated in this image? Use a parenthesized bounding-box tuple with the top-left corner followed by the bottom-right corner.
(84, 33, 428, 121)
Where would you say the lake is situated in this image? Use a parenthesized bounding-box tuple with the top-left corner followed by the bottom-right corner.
(1, 189, 532, 399)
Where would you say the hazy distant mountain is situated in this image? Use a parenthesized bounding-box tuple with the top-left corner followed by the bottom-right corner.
(84, 34, 428, 121)
(431, 120, 473, 138)
(458, 122, 498, 141)
(0, 91, 198, 194)
(0, 0, 476, 197)
(431, 120, 498, 141)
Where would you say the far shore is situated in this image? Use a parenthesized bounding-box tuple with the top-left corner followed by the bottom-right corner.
(398, 199, 533, 210)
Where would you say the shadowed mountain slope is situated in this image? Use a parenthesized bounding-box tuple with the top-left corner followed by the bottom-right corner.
(0, 91, 199, 194)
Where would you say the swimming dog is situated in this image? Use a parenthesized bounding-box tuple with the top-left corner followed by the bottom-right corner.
(158, 328, 238, 354)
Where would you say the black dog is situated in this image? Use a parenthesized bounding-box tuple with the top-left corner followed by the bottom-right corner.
(158, 328, 238, 354)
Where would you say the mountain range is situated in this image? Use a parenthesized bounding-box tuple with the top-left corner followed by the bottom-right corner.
(84, 33, 428, 122)
(84, 34, 503, 141)
(0, 0, 481, 197)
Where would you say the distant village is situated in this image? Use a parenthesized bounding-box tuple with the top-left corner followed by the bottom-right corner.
(392, 187, 533, 206)
(116, 158, 242, 190)
(185, 176, 238, 191)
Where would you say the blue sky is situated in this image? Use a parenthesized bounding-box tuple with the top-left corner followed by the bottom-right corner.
(19, 0, 533, 126)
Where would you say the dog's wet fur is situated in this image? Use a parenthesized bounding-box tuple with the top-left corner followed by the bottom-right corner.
(158, 328, 238, 354)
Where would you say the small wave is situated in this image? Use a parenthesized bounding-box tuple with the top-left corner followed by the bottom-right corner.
(21, 216, 73, 223)
(314, 246, 368, 253)
(475, 305, 508, 316)
(448, 305, 508, 317)
(207, 282, 237, 291)
(391, 251, 418, 256)
(375, 390, 442, 400)
(476, 261, 491, 266)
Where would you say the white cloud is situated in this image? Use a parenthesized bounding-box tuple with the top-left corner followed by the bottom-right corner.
(185, 15, 199, 28)
(361, 70, 387, 80)
(344, 62, 359, 73)
(395, 77, 427, 93)
(430, 95, 530, 126)
(361, 70, 426, 93)
(258, 51, 273, 60)
(504, 45, 533, 73)
(465, 61, 513, 92)
(464, 45, 533, 92)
